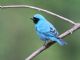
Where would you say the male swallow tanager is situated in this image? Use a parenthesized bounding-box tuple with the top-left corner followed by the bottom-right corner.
(31, 14, 67, 46)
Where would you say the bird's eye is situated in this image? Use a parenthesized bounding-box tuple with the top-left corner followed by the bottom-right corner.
(33, 17, 39, 20)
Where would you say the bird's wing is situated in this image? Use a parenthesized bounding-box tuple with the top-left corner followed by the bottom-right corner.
(36, 21, 59, 36)
(49, 26, 59, 36)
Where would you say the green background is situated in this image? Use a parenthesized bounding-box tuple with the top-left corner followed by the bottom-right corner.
(0, 0, 80, 60)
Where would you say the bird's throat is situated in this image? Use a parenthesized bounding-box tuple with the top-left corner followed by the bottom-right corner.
(33, 20, 39, 24)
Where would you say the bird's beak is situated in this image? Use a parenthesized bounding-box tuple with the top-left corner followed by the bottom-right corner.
(30, 18, 33, 20)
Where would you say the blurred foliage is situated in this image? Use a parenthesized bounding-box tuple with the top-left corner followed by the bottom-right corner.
(0, 0, 80, 60)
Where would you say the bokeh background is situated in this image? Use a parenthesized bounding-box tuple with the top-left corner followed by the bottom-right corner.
(0, 0, 80, 60)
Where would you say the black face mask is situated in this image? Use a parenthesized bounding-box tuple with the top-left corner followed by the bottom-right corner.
(31, 17, 39, 24)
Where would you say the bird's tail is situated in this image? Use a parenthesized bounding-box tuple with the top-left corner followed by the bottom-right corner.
(50, 37, 67, 46)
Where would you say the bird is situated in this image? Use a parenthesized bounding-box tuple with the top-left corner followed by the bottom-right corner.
(31, 14, 67, 46)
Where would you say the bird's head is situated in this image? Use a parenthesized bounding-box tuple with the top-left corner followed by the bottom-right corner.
(31, 14, 45, 24)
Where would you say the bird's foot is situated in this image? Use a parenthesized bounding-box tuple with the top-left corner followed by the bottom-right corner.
(43, 41, 47, 46)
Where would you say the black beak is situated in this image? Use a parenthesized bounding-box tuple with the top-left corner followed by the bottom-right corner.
(30, 18, 33, 20)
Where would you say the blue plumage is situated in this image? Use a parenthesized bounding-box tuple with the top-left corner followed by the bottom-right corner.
(31, 14, 67, 46)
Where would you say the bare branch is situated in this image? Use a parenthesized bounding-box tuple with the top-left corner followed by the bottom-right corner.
(25, 23, 80, 60)
(0, 5, 76, 25)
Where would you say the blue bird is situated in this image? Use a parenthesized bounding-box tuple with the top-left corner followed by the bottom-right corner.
(31, 14, 67, 46)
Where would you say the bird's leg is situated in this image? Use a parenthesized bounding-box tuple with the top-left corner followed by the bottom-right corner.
(43, 41, 48, 46)
(43, 40, 52, 46)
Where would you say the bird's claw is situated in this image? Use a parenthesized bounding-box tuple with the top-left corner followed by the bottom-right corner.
(43, 41, 47, 46)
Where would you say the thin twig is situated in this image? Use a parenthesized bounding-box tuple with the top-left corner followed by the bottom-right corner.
(25, 23, 80, 60)
(0, 5, 76, 25)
